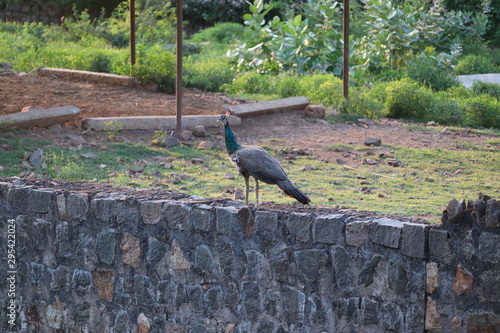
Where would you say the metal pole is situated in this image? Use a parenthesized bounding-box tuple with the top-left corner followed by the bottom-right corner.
(343, 0, 349, 100)
(129, 0, 136, 73)
(175, 0, 183, 133)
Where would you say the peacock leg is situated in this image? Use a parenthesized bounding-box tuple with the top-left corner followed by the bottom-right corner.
(244, 176, 249, 205)
(254, 177, 260, 205)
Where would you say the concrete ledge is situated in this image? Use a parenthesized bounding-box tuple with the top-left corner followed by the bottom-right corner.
(224, 96, 310, 117)
(37, 67, 139, 87)
(82, 115, 241, 131)
(0, 105, 80, 129)
(457, 74, 500, 88)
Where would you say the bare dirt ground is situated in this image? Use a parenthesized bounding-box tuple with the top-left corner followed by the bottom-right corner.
(1, 74, 498, 222)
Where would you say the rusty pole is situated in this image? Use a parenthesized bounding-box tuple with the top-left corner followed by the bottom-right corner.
(129, 0, 136, 73)
(343, 0, 349, 100)
(175, 0, 183, 133)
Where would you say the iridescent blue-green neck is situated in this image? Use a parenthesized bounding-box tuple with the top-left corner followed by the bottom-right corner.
(224, 122, 241, 155)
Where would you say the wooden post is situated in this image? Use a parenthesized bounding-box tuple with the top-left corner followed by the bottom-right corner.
(129, 0, 136, 74)
(175, 0, 183, 133)
(343, 0, 349, 100)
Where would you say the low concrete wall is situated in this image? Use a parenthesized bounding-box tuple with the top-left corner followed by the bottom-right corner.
(0, 181, 498, 332)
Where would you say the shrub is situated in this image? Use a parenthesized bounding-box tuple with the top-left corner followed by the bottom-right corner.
(297, 75, 344, 109)
(471, 81, 500, 101)
(385, 79, 434, 120)
(407, 60, 460, 92)
(184, 59, 236, 92)
(189, 23, 246, 44)
(454, 55, 499, 75)
(427, 92, 463, 125)
(226, 71, 274, 94)
(461, 95, 500, 128)
(339, 89, 386, 119)
(275, 74, 302, 98)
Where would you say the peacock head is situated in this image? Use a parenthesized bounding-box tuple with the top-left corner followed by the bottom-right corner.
(218, 115, 229, 125)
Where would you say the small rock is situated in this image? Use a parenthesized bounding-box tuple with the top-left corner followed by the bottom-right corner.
(459, 129, 470, 137)
(304, 104, 326, 119)
(22, 106, 43, 112)
(0, 62, 12, 70)
(387, 159, 403, 167)
(362, 159, 379, 165)
(66, 135, 87, 144)
(364, 137, 382, 146)
(234, 188, 245, 200)
(357, 118, 375, 126)
(426, 121, 436, 126)
(192, 125, 206, 137)
(224, 172, 235, 179)
(453, 264, 473, 294)
(29, 148, 45, 167)
(190, 158, 205, 165)
(198, 141, 214, 150)
(48, 124, 63, 132)
(300, 164, 318, 171)
(336, 158, 346, 165)
(179, 130, 193, 141)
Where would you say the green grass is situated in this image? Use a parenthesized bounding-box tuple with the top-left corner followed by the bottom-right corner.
(1, 131, 498, 223)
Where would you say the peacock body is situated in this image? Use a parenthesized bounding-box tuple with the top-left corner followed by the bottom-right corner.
(218, 115, 311, 205)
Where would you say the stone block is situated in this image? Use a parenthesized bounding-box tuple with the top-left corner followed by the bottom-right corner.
(244, 250, 272, 281)
(169, 239, 191, 272)
(134, 274, 155, 307)
(429, 228, 450, 258)
(426, 262, 439, 294)
(113, 310, 130, 333)
(453, 264, 473, 294)
(282, 285, 306, 323)
(478, 232, 500, 263)
(34, 218, 53, 251)
(402, 223, 430, 259)
(0, 105, 80, 129)
(255, 210, 278, 239)
(191, 204, 214, 231)
(336, 297, 359, 324)
(66, 193, 89, 221)
(186, 284, 204, 312)
(93, 269, 116, 302)
(56, 221, 72, 258)
(120, 234, 141, 268)
(425, 297, 441, 330)
(346, 220, 371, 247)
(164, 202, 191, 231)
(284, 212, 314, 242)
(137, 313, 151, 333)
(242, 281, 261, 319)
(466, 313, 500, 333)
(7, 186, 30, 212)
(358, 254, 383, 287)
(206, 286, 223, 311)
(361, 297, 379, 326)
(312, 214, 346, 244)
(29, 189, 55, 214)
(194, 245, 215, 273)
(237, 206, 255, 237)
(331, 246, 353, 291)
(294, 249, 328, 281)
(72, 269, 92, 291)
(146, 237, 166, 267)
(370, 218, 403, 249)
(49, 265, 70, 291)
(140, 200, 165, 225)
(215, 206, 238, 234)
(96, 229, 117, 264)
(91, 198, 117, 224)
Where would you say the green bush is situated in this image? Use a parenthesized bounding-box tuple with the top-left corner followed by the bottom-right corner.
(226, 71, 274, 94)
(454, 55, 499, 75)
(339, 89, 386, 119)
(189, 23, 246, 44)
(461, 95, 500, 128)
(385, 79, 434, 120)
(297, 75, 344, 109)
(428, 92, 462, 125)
(184, 59, 236, 92)
(275, 74, 302, 98)
(407, 61, 460, 92)
(471, 81, 500, 101)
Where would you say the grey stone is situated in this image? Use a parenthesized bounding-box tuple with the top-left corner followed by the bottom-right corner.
(331, 246, 352, 291)
(294, 249, 328, 281)
(388, 260, 409, 295)
(242, 281, 261, 319)
(484, 198, 500, 228)
(186, 284, 204, 312)
(194, 245, 215, 273)
(140, 200, 165, 225)
(215, 238, 234, 276)
(205, 286, 223, 311)
(56, 221, 72, 258)
(91, 198, 117, 224)
(381, 302, 404, 332)
(282, 285, 306, 323)
(67, 193, 89, 221)
(29, 189, 55, 214)
(173, 283, 188, 307)
(134, 275, 155, 307)
(358, 254, 383, 287)
(361, 297, 379, 326)
(429, 228, 450, 258)
(365, 137, 382, 146)
(96, 229, 116, 264)
(370, 218, 403, 248)
(402, 223, 430, 259)
(49, 265, 70, 291)
(164, 202, 191, 230)
(309, 294, 328, 326)
(190, 324, 210, 333)
(192, 125, 206, 137)
(30, 262, 46, 285)
(284, 212, 314, 242)
(115, 277, 133, 306)
(481, 272, 500, 301)
(255, 210, 279, 239)
(336, 297, 359, 324)
(466, 313, 500, 333)
(113, 310, 130, 333)
(478, 232, 500, 263)
(72, 269, 92, 291)
(146, 237, 166, 267)
(191, 205, 214, 231)
(7, 186, 30, 212)
(237, 206, 255, 237)
(346, 220, 371, 247)
(215, 206, 238, 234)
(312, 214, 346, 244)
(34, 218, 52, 251)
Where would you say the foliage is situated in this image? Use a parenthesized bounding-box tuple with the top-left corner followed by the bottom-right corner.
(461, 95, 500, 128)
(188, 22, 246, 44)
(427, 92, 463, 125)
(406, 50, 460, 92)
(228, 0, 343, 75)
(225, 71, 274, 94)
(183, 0, 248, 25)
(184, 58, 236, 92)
(454, 55, 500, 75)
(472, 81, 500, 100)
(384, 79, 434, 120)
(339, 90, 386, 119)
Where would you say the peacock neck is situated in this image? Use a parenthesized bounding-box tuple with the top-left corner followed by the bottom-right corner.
(224, 123, 241, 155)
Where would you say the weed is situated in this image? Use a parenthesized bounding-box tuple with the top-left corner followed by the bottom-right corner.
(103, 120, 123, 141)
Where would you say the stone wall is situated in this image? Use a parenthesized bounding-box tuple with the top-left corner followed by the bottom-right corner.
(0, 181, 499, 332)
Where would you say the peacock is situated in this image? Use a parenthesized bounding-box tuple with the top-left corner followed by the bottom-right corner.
(218, 115, 311, 205)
